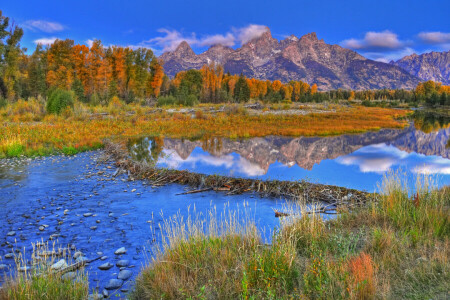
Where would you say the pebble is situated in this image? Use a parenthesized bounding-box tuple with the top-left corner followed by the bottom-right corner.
(39, 226, 45, 231)
(90, 226, 97, 230)
(105, 279, 123, 290)
(116, 259, 129, 268)
(83, 213, 93, 217)
(7, 231, 16, 236)
(118, 270, 133, 280)
(100, 256, 108, 260)
(4, 253, 14, 259)
(73, 251, 83, 259)
(114, 247, 127, 255)
(98, 262, 113, 270)
(102, 289, 109, 298)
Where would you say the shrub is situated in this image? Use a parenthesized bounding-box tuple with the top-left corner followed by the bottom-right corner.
(47, 89, 74, 114)
(181, 94, 198, 106)
(157, 95, 177, 106)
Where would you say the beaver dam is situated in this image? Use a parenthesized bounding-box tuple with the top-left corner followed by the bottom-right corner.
(103, 141, 375, 214)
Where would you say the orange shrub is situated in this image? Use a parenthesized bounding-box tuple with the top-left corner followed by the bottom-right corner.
(347, 252, 375, 299)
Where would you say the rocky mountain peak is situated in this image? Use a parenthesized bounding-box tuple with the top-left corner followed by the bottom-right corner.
(299, 32, 319, 43)
(173, 41, 196, 58)
(391, 50, 449, 84)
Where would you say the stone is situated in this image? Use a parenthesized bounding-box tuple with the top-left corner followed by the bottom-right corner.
(75, 256, 89, 264)
(105, 279, 123, 290)
(73, 251, 83, 259)
(7, 231, 16, 236)
(88, 293, 103, 300)
(98, 262, 113, 270)
(102, 289, 109, 298)
(51, 259, 68, 271)
(83, 213, 93, 217)
(118, 270, 133, 280)
(4, 253, 14, 259)
(116, 260, 129, 268)
(61, 271, 77, 280)
(100, 256, 108, 260)
(39, 226, 45, 231)
(0, 264, 8, 271)
(114, 247, 127, 255)
(90, 226, 97, 230)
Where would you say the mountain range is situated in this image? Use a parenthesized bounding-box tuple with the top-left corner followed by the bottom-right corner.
(160, 28, 449, 90)
(391, 51, 450, 85)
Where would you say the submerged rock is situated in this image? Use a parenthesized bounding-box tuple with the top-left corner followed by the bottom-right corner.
(105, 279, 123, 290)
(116, 259, 129, 268)
(98, 262, 113, 270)
(117, 270, 132, 280)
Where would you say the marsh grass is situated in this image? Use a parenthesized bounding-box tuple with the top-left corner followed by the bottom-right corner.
(0, 242, 89, 300)
(0, 101, 409, 158)
(132, 172, 449, 299)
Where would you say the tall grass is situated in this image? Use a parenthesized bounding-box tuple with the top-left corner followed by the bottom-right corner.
(132, 172, 449, 299)
(0, 242, 89, 300)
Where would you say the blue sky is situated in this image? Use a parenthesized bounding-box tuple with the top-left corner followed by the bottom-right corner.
(3, 0, 450, 61)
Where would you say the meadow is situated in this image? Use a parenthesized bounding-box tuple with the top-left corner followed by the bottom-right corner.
(0, 99, 410, 158)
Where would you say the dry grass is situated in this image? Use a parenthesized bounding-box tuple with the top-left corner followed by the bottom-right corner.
(0, 242, 89, 300)
(0, 102, 409, 158)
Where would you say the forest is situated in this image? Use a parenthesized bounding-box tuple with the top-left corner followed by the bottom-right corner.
(1, 10, 449, 112)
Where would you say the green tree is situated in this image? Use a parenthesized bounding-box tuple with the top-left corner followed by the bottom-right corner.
(234, 74, 250, 102)
(27, 44, 47, 98)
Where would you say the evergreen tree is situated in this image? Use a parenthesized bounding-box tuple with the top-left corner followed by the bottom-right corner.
(234, 74, 250, 102)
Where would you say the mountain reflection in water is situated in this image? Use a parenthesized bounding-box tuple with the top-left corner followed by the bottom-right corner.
(128, 113, 450, 191)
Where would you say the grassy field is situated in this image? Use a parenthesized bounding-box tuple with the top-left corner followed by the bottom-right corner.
(131, 172, 449, 299)
(0, 100, 410, 158)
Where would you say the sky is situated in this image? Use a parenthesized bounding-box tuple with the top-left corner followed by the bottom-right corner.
(2, 0, 450, 62)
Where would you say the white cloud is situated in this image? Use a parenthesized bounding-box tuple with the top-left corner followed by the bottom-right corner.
(146, 28, 198, 52)
(234, 24, 269, 44)
(33, 37, 58, 45)
(23, 20, 64, 33)
(144, 24, 268, 52)
(342, 30, 405, 50)
(418, 31, 450, 44)
(198, 33, 235, 47)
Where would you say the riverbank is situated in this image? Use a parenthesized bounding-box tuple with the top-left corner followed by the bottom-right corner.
(0, 101, 410, 158)
(1, 169, 448, 299)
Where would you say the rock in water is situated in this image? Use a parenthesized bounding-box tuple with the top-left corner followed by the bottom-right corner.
(118, 270, 133, 280)
(105, 279, 123, 290)
(114, 247, 127, 255)
(98, 262, 113, 270)
(51, 259, 68, 271)
(116, 259, 129, 267)
(61, 272, 77, 280)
